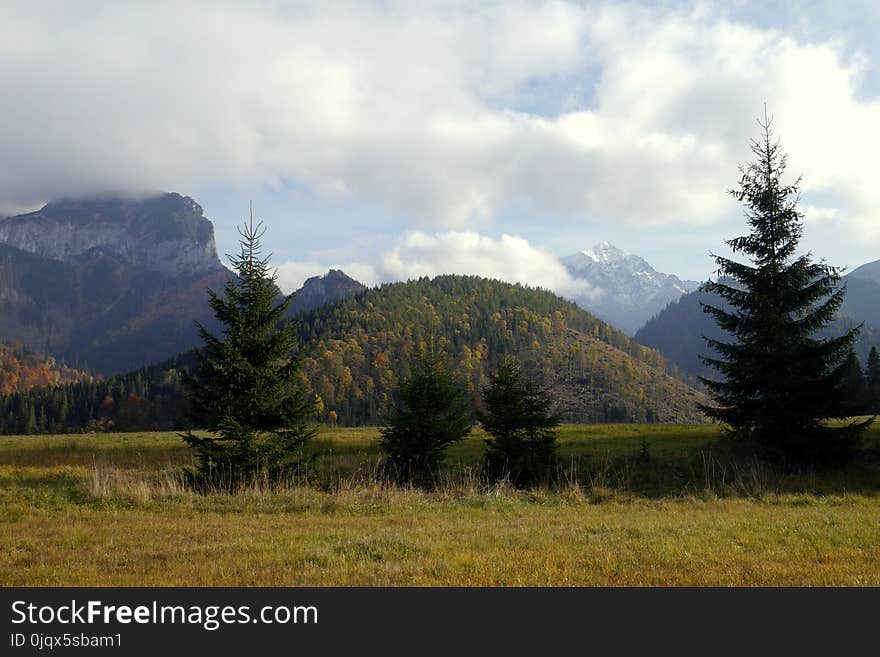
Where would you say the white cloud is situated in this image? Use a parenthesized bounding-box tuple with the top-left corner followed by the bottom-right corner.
(802, 205, 839, 223)
(381, 230, 601, 300)
(1, 2, 879, 244)
(275, 229, 601, 301)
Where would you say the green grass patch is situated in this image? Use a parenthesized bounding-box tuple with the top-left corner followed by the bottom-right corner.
(1, 424, 879, 585)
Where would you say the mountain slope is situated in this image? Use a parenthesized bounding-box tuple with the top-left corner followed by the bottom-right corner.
(562, 241, 700, 335)
(0, 194, 220, 276)
(0, 194, 228, 373)
(848, 258, 880, 285)
(839, 275, 880, 329)
(634, 274, 880, 378)
(2, 275, 707, 433)
(297, 275, 705, 424)
(0, 194, 370, 375)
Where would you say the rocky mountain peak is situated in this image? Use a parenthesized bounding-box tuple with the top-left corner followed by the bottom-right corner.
(288, 269, 368, 316)
(565, 242, 655, 274)
(560, 242, 700, 335)
(0, 192, 222, 277)
(582, 240, 624, 263)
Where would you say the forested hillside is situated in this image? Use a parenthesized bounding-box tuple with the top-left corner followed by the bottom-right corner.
(0, 356, 188, 434)
(0, 341, 89, 395)
(0, 342, 93, 431)
(0, 276, 706, 433)
(296, 276, 703, 424)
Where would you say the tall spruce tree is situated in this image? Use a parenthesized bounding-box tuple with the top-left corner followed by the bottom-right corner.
(379, 350, 472, 486)
(182, 213, 316, 487)
(480, 357, 559, 486)
(867, 346, 880, 412)
(700, 111, 871, 463)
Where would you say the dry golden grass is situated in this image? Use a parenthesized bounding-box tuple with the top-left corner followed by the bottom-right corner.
(1, 425, 879, 586)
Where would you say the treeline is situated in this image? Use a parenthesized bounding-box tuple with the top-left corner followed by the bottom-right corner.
(0, 359, 190, 434)
(0, 276, 701, 434)
(2, 276, 877, 436)
(842, 346, 880, 415)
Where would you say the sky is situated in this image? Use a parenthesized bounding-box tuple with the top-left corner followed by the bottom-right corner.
(2, 1, 879, 292)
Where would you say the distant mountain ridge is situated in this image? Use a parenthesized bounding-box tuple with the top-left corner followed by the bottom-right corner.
(634, 267, 880, 378)
(848, 258, 880, 285)
(0, 193, 366, 374)
(561, 241, 700, 335)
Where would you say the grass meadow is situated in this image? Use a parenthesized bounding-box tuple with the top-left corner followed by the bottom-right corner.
(1, 423, 879, 586)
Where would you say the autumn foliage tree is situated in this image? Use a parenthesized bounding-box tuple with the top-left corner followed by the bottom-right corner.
(0, 342, 87, 396)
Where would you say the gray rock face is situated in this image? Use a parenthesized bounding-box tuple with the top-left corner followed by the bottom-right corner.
(561, 241, 700, 335)
(0, 193, 228, 373)
(0, 191, 370, 374)
(0, 193, 222, 276)
(288, 269, 367, 316)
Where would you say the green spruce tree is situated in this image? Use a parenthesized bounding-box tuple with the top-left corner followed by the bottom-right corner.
(840, 349, 869, 416)
(24, 403, 36, 434)
(867, 346, 880, 412)
(700, 111, 871, 464)
(379, 350, 472, 486)
(480, 357, 559, 486)
(182, 211, 316, 488)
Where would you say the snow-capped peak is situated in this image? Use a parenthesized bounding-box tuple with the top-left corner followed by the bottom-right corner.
(559, 242, 701, 335)
(581, 240, 625, 264)
(562, 241, 639, 271)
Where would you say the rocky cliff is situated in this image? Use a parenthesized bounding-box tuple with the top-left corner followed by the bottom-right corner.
(0, 193, 221, 277)
(0, 193, 227, 373)
(0, 194, 368, 374)
(288, 269, 367, 316)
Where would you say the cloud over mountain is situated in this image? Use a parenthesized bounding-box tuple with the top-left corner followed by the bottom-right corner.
(276, 230, 600, 302)
(1, 2, 879, 246)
